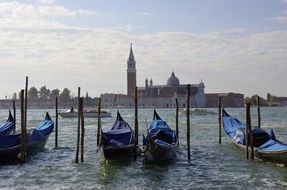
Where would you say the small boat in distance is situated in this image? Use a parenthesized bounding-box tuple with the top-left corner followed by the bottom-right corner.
(59, 107, 112, 118)
(181, 108, 216, 115)
(142, 109, 178, 162)
(222, 109, 287, 165)
(0, 110, 15, 135)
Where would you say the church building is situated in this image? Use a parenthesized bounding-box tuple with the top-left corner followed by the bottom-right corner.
(100, 44, 206, 108)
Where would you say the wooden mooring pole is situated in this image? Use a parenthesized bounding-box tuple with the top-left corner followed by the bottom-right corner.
(97, 98, 101, 147)
(13, 100, 16, 133)
(20, 90, 26, 163)
(257, 96, 261, 128)
(134, 87, 138, 161)
(134, 87, 138, 146)
(246, 102, 251, 160)
(75, 87, 80, 163)
(24, 76, 28, 134)
(175, 98, 179, 143)
(218, 96, 222, 144)
(80, 97, 85, 162)
(55, 97, 58, 148)
(246, 102, 254, 160)
(186, 84, 191, 160)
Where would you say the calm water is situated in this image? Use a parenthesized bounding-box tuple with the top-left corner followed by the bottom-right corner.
(1, 107, 287, 189)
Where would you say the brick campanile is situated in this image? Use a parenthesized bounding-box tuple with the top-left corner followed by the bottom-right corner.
(127, 43, 136, 97)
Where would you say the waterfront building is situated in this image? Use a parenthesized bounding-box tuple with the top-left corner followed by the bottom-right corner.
(205, 93, 244, 107)
(100, 44, 206, 108)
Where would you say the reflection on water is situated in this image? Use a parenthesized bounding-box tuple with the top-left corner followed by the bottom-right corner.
(1, 107, 287, 189)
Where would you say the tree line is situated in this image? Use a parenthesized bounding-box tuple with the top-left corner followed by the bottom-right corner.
(10, 86, 95, 107)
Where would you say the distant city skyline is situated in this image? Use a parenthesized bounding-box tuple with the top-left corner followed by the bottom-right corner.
(0, 0, 287, 99)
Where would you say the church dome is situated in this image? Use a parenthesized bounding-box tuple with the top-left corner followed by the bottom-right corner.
(167, 71, 180, 86)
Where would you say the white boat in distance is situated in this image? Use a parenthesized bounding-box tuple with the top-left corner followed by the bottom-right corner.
(59, 107, 112, 118)
(181, 108, 216, 115)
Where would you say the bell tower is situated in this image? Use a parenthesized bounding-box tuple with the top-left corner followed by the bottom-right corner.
(127, 43, 136, 97)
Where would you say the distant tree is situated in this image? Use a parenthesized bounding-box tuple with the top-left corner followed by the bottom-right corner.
(244, 97, 250, 104)
(59, 88, 71, 104)
(267, 93, 271, 103)
(39, 86, 51, 100)
(28, 86, 38, 100)
(12, 93, 17, 100)
(85, 92, 93, 106)
(271, 95, 277, 105)
(50, 89, 60, 99)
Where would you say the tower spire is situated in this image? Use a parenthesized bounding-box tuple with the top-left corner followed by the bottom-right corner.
(128, 43, 134, 61)
(127, 43, 136, 97)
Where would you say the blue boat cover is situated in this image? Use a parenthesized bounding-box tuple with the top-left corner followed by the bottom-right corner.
(28, 112, 54, 142)
(0, 110, 15, 135)
(222, 109, 287, 152)
(148, 110, 177, 145)
(0, 112, 54, 149)
(102, 111, 133, 146)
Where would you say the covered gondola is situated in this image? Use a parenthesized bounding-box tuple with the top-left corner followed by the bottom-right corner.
(143, 109, 178, 162)
(0, 112, 54, 163)
(0, 110, 15, 135)
(100, 111, 135, 160)
(222, 109, 287, 164)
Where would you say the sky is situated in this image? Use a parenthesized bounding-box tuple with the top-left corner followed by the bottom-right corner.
(0, 0, 287, 99)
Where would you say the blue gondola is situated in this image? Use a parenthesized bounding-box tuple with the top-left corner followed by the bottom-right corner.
(222, 109, 287, 164)
(0, 112, 54, 162)
(100, 111, 135, 160)
(0, 110, 15, 135)
(143, 109, 178, 162)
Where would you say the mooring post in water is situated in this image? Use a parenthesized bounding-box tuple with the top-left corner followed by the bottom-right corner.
(24, 76, 28, 134)
(246, 102, 251, 160)
(75, 87, 80, 163)
(80, 97, 85, 162)
(97, 98, 101, 147)
(257, 95, 261, 129)
(218, 96, 222, 144)
(134, 86, 138, 161)
(175, 98, 179, 144)
(20, 90, 26, 163)
(55, 97, 58, 148)
(134, 86, 139, 146)
(247, 102, 254, 160)
(13, 100, 16, 133)
(186, 84, 191, 160)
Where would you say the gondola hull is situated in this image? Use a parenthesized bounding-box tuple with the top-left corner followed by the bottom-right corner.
(223, 109, 287, 165)
(0, 112, 54, 164)
(232, 141, 287, 164)
(0, 111, 15, 135)
(100, 111, 135, 161)
(144, 138, 178, 161)
(102, 144, 135, 160)
(0, 136, 49, 163)
(143, 110, 178, 162)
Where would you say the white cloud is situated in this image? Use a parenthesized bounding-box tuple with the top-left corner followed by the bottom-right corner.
(136, 12, 153, 16)
(0, 1, 100, 21)
(77, 10, 100, 16)
(273, 12, 287, 24)
(38, 0, 56, 5)
(38, 5, 76, 17)
(281, 0, 287, 3)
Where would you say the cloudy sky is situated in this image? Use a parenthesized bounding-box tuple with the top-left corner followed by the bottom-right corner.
(0, 0, 287, 98)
